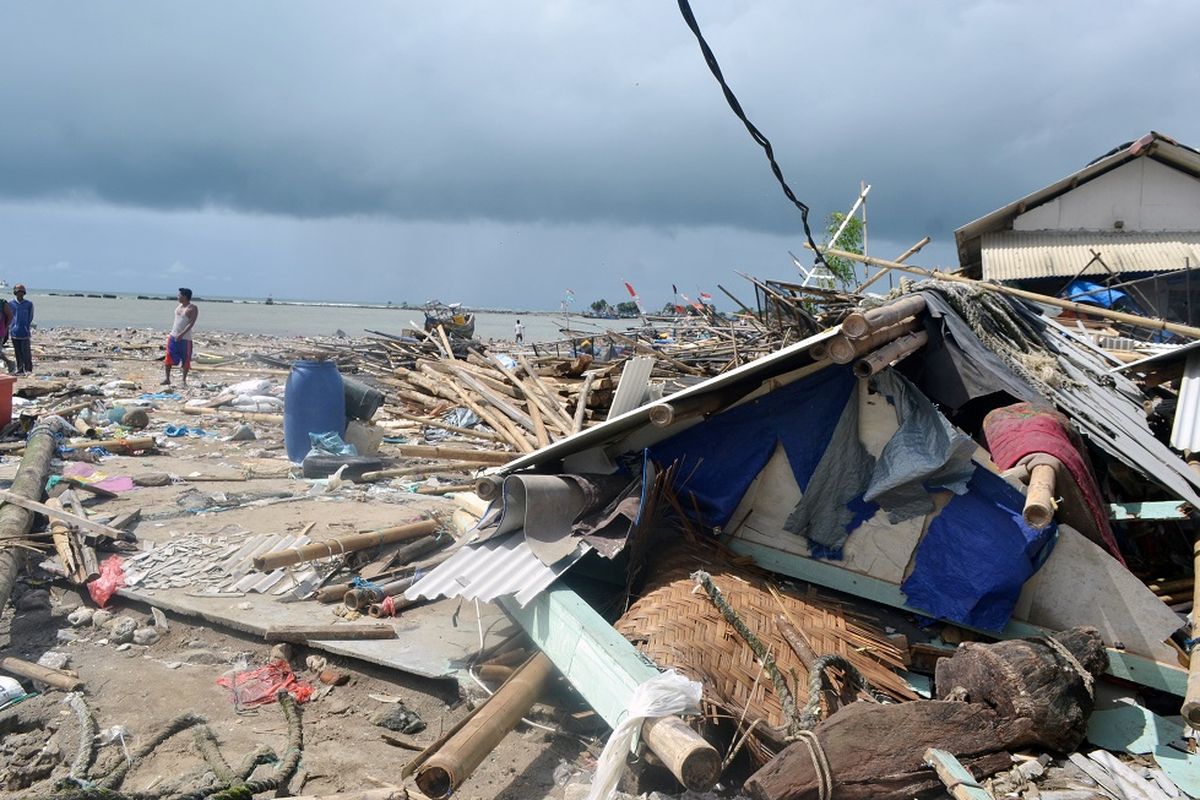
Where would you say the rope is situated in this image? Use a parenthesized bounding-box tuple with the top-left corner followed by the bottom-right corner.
(794, 730, 833, 800)
(379, 595, 397, 617)
(1037, 635, 1095, 698)
(692, 571, 802, 738)
(65, 693, 99, 783)
(674, 0, 830, 273)
(31, 692, 304, 800)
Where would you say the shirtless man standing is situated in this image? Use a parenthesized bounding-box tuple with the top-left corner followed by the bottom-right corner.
(163, 287, 198, 386)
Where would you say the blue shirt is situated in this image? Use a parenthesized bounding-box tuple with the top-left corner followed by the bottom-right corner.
(9, 299, 33, 338)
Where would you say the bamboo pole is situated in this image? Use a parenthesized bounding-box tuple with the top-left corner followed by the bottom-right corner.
(572, 372, 596, 434)
(385, 409, 500, 443)
(392, 444, 513, 465)
(1023, 463, 1058, 529)
(415, 653, 557, 799)
(828, 318, 921, 364)
(0, 655, 84, 691)
(252, 519, 439, 571)
(343, 576, 418, 611)
(854, 236, 931, 293)
(74, 436, 156, 454)
(811, 244, 1200, 339)
(474, 476, 503, 501)
(263, 625, 397, 644)
(515, 353, 577, 432)
(641, 716, 722, 792)
(852, 330, 929, 378)
(842, 294, 929, 340)
(181, 406, 283, 424)
(359, 462, 494, 483)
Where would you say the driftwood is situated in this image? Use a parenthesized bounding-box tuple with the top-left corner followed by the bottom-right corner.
(744, 701, 1017, 800)
(934, 626, 1108, 752)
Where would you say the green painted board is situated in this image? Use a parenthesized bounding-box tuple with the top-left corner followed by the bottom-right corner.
(1109, 501, 1191, 521)
(499, 589, 659, 728)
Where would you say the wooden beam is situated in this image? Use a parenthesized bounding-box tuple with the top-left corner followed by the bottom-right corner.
(0, 488, 125, 542)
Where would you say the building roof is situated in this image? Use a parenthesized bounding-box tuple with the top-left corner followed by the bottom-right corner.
(981, 230, 1200, 282)
(956, 132, 1200, 276)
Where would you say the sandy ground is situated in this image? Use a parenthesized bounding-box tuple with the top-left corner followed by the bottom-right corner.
(0, 329, 596, 799)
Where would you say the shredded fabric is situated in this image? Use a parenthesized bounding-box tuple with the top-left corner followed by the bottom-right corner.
(216, 660, 314, 708)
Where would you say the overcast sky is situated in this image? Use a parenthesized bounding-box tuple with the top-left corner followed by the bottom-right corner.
(1, 1, 1197, 309)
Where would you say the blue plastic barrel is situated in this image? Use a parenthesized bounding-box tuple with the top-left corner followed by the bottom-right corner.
(284, 360, 346, 463)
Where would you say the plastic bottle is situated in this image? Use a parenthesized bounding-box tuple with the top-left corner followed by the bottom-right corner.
(284, 360, 345, 463)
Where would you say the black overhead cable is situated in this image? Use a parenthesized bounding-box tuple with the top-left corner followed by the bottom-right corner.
(675, 0, 830, 270)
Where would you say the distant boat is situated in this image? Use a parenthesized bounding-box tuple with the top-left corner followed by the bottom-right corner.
(423, 301, 476, 339)
(265, 295, 274, 306)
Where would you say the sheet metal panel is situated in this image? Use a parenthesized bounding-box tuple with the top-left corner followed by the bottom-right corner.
(1170, 351, 1200, 453)
(982, 231, 1200, 282)
(406, 532, 586, 607)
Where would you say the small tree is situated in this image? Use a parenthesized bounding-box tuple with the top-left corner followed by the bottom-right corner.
(616, 301, 639, 317)
(822, 211, 863, 289)
(590, 299, 610, 314)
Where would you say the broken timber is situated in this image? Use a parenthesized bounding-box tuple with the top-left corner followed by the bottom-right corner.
(499, 588, 720, 792)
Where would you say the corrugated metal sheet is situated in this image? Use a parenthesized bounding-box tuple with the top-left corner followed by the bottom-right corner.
(1170, 351, 1200, 452)
(607, 356, 655, 419)
(981, 231, 1200, 281)
(406, 532, 587, 607)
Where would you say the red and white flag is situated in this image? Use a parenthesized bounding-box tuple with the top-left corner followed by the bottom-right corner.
(623, 281, 645, 315)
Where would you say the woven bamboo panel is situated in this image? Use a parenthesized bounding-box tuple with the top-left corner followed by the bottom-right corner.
(615, 543, 916, 739)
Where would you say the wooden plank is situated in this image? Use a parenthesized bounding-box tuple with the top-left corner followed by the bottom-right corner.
(726, 537, 1188, 697)
(0, 488, 125, 541)
(498, 588, 658, 727)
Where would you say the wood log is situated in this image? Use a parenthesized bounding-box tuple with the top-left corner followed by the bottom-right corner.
(1023, 462, 1058, 529)
(0, 655, 84, 691)
(744, 701, 1016, 800)
(934, 626, 1107, 752)
(416, 653, 557, 799)
(252, 519, 439, 571)
(263, 625, 397, 644)
(474, 475, 503, 502)
(0, 425, 58, 612)
(45, 496, 97, 585)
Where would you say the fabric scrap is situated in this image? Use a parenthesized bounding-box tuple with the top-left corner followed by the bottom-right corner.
(216, 659, 315, 707)
(865, 370, 977, 521)
(901, 467, 1056, 632)
(983, 401, 1122, 564)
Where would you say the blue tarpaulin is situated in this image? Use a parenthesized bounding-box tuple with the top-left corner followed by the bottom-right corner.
(649, 365, 857, 528)
(901, 467, 1057, 631)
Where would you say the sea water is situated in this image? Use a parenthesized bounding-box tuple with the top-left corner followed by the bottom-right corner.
(23, 292, 632, 344)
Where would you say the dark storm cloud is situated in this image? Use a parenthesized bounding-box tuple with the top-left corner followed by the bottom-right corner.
(2, 1, 1198, 245)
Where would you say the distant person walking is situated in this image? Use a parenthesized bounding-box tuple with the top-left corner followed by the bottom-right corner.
(163, 287, 198, 386)
(514, 318, 525, 345)
(9, 285, 33, 375)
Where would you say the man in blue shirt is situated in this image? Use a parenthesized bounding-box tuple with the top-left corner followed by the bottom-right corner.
(9, 285, 33, 375)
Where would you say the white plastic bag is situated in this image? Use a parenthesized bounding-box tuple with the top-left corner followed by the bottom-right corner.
(585, 670, 702, 800)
